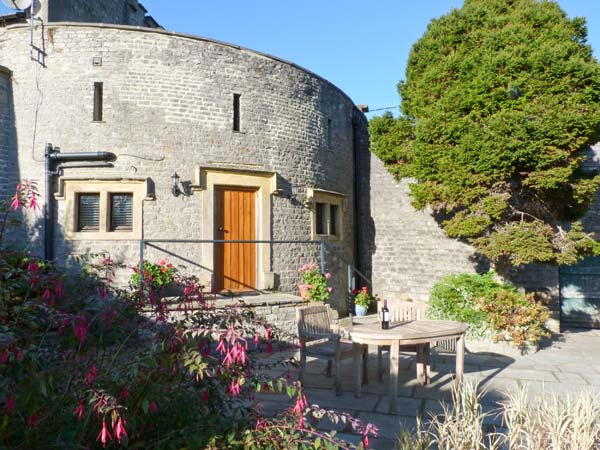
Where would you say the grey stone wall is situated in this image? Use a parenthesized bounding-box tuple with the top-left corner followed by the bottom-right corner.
(46, 0, 157, 27)
(358, 152, 479, 303)
(0, 23, 361, 313)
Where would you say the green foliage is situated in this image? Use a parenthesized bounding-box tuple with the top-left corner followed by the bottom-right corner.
(298, 263, 332, 302)
(352, 287, 374, 308)
(370, 0, 600, 266)
(130, 259, 176, 289)
(428, 273, 497, 340)
(428, 272, 550, 347)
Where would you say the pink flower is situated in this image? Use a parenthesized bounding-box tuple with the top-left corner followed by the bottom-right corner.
(42, 288, 52, 302)
(200, 391, 209, 402)
(54, 279, 63, 297)
(74, 400, 85, 421)
(113, 417, 127, 443)
(28, 411, 39, 428)
(148, 401, 158, 413)
(101, 256, 112, 266)
(327, 287, 333, 293)
(73, 316, 89, 343)
(253, 333, 259, 349)
(16, 348, 23, 362)
(9, 192, 22, 211)
(29, 192, 40, 211)
(27, 261, 40, 275)
(118, 389, 130, 400)
(97, 419, 112, 448)
(99, 286, 108, 300)
(0, 349, 8, 364)
(325, 272, 332, 279)
(292, 392, 308, 415)
(85, 364, 97, 386)
(229, 379, 241, 397)
(5, 395, 15, 415)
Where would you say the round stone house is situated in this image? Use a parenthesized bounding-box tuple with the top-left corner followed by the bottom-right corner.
(0, 20, 369, 312)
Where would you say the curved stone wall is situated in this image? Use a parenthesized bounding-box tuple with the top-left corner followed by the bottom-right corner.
(0, 23, 363, 311)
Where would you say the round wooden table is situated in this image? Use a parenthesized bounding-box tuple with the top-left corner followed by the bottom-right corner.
(349, 320, 468, 414)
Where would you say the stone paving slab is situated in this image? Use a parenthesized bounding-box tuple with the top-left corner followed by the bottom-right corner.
(254, 328, 600, 448)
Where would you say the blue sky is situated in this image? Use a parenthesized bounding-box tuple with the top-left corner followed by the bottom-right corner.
(3, 1, 600, 118)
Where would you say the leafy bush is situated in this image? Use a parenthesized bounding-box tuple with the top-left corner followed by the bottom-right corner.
(130, 259, 176, 289)
(0, 183, 377, 449)
(428, 272, 550, 347)
(353, 287, 373, 308)
(298, 263, 332, 302)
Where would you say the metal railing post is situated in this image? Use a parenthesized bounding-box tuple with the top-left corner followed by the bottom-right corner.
(138, 239, 145, 291)
(347, 264, 354, 315)
(319, 240, 326, 275)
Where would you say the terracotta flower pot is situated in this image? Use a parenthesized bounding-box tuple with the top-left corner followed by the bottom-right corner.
(298, 284, 312, 300)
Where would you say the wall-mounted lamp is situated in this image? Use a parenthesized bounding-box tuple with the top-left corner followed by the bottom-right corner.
(171, 172, 182, 197)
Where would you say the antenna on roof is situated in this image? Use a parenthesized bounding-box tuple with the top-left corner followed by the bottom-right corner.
(1, 0, 32, 10)
(1, 0, 45, 65)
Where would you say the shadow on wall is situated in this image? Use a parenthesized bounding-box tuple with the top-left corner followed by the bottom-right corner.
(0, 66, 26, 248)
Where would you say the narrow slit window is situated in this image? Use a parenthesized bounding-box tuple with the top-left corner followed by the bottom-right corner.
(93, 82, 103, 122)
(233, 93, 241, 131)
(327, 118, 332, 149)
(77, 194, 100, 231)
(110, 193, 133, 231)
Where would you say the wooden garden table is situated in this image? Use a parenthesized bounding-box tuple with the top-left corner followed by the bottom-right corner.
(349, 320, 468, 414)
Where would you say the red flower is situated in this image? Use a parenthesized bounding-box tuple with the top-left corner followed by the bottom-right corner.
(148, 401, 158, 413)
(28, 411, 40, 428)
(74, 400, 85, 421)
(96, 419, 112, 448)
(73, 315, 89, 343)
(113, 417, 127, 443)
(85, 364, 97, 386)
(5, 395, 15, 415)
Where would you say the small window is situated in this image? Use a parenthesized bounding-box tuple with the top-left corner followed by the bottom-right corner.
(77, 194, 100, 231)
(93, 82, 103, 122)
(110, 193, 133, 231)
(233, 93, 241, 131)
(315, 202, 326, 235)
(330, 204, 339, 236)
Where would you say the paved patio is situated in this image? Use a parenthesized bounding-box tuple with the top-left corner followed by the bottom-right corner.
(255, 328, 600, 449)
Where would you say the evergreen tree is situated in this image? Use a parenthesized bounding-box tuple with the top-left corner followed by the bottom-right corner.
(370, 0, 600, 266)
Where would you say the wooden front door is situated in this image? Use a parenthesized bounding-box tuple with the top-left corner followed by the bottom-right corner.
(215, 187, 257, 292)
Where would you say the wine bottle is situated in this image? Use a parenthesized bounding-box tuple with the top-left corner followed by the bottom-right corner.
(381, 299, 390, 330)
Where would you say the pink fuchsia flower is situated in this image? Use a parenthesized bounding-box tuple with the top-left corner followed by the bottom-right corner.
(28, 411, 40, 428)
(73, 316, 89, 343)
(9, 192, 22, 211)
(85, 364, 98, 386)
(327, 287, 333, 293)
(42, 288, 52, 302)
(5, 396, 15, 415)
(28, 191, 40, 211)
(99, 286, 108, 300)
(27, 261, 40, 275)
(325, 272, 332, 279)
(97, 419, 112, 448)
(118, 389, 130, 401)
(199, 391, 209, 402)
(0, 349, 8, 364)
(229, 379, 241, 397)
(74, 400, 85, 421)
(113, 417, 127, 443)
(292, 392, 308, 416)
(148, 402, 158, 413)
(101, 256, 112, 266)
(54, 278, 63, 297)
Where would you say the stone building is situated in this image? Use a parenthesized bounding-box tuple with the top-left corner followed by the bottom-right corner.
(0, 0, 369, 313)
(2, 0, 598, 329)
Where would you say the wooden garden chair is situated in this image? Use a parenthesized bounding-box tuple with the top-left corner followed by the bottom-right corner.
(296, 304, 353, 395)
(376, 299, 431, 384)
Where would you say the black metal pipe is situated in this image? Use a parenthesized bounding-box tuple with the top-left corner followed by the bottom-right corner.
(43, 144, 117, 261)
(50, 151, 116, 162)
(44, 143, 56, 261)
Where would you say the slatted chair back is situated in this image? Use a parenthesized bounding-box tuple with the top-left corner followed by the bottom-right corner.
(377, 299, 423, 322)
(296, 304, 333, 346)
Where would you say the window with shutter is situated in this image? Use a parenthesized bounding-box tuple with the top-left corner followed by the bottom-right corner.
(110, 194, 133, 231)
(77, 194, 100, 231)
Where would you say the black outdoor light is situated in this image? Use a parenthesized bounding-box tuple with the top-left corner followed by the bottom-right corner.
(171, 172, 182, 197)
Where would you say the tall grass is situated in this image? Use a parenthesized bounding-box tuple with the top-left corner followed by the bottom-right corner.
(397, 382, 600, 450)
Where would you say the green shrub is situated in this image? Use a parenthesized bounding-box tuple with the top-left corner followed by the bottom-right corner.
(428, 272, 550, 347)
(428, 272, 499, 340)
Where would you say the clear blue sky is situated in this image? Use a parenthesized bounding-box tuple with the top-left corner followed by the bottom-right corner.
(2, 1, 600, 118)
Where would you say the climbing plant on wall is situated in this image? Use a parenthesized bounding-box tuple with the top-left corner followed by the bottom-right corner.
(370, 0, 600, 266)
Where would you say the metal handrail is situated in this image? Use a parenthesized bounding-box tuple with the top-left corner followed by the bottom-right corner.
(138, 238, 372, 316)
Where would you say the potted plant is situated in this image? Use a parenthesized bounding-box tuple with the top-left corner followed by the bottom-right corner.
(298, 263, 332, 302)
(353, 286, 373, 316)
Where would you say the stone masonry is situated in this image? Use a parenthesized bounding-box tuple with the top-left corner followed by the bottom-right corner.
(0, 21, 366, 313)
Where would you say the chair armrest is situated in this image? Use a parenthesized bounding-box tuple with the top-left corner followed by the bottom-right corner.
(302, 331, 341, 342)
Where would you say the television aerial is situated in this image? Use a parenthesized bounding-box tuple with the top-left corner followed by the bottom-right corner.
(1, 0, 32, 10)
(1, 0, 44, 65)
